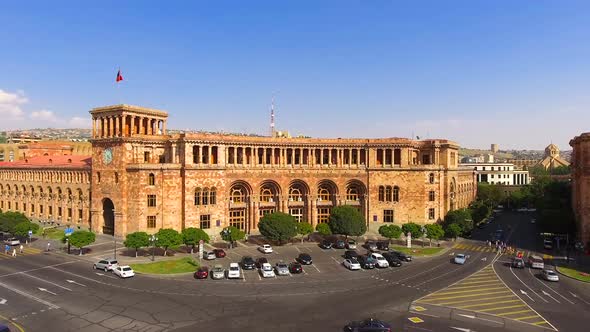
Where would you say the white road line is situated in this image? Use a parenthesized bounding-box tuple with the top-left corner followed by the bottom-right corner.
(0, 261, 77, 278)
(295, 246, 301, 253)
(509, 266, 548, 303)
(242, 272, 247, 282)
(0, 280, 59, 309)
(22, 273, 72, 291)
(312, 264, 321, 273)
(331, 257, 341, 265)
(527, 268, 575, 305)
(258, 273, 262, 281)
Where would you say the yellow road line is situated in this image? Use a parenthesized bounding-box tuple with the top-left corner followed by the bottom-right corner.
(419, 290, 512, 301)
(533, 321, 550, 325)
(429, 295, 516, 306)
(430, 286, 505, 296)
(514, 315, 541, 321)
(444, 283, 504, 290)
(496, 309, 534, 316)
(478, 304, 527, 312)
(457, 299, 521, 309)
(0, 313, 25, 332)
(460, 279, 502, 285)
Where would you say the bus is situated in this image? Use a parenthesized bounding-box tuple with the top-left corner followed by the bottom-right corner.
(528, 255, 544, 269)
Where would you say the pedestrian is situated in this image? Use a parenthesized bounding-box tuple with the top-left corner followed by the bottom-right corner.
(12, 248, 16, 257)
(19, 244, 23, 254)
(4, 244, 9, 255)
(46, 242, 51, 252)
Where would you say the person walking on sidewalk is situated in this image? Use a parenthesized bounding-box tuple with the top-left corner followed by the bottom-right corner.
(46, 242, 51, 252)
(4, 244, 9, 255)
(19, 244, 23, 254)
(12, 248, 16, 257)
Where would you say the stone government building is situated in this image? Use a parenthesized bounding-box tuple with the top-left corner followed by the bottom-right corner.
(570, 133, 590, 247)
(0, 104, 477, 237)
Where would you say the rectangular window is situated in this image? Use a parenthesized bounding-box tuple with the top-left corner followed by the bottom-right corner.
(8, 201, 11, 210)
(31, 204, 35, 213)
(429, 191, 435, 201)
(68, 208, 72, 219)
(422, 154, 431, 164)
(317, 208, 331, 224)
(40, 205, 44, 214)
(16, 202, 19, 210)
(229, 209, 246, 230)
(58, 207, 62, 218)
(144, 151, 150, 162)
(259, 208, 275, 220)
(23, 203, 27, 211)
(394, 149, 401, 165)
(383, 209, 394, 223)
(78, 209, 83, 221)
(199, 214, 211, 229)
(49, 206, 52, 216)
(147, 216, 156, 228)
(429, 208, 436, 220)
(147, 194, 157, 207)
(289, 208, 303, 223)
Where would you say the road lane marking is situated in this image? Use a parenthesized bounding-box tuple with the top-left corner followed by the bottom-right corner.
(21, 273, 72, 291)
(311, 264, 321, 273)
(527, 268, 575, 305)
(457, 299, 521, 309)
(294, 246, 301, 253)
(509, 265, 548, 303)
(0, 280, 59, 309)
(514, 315, 540, 321)
(331, 257, 340, 264)
(421, 290, 512, 301)
(0, 261, 77, 278)
(496, 309, 533, 316)
(432, 286, 506, 296)
(478, 304, 526, 312)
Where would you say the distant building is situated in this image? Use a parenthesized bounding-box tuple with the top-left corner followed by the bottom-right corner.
(570, 133, 590, 248)
(537, 144, 570, 170)
(461, 162, 530, 186)
(491, 144, 499, 153)
(0, 141, 91, 162)
(7, 134, 42, 144)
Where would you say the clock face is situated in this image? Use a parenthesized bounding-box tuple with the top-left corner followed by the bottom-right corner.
(103, 148, 113, 165)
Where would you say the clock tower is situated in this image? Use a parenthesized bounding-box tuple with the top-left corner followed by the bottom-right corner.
(89, 105, 168, 236)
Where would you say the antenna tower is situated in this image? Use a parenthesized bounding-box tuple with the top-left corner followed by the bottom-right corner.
(270, 96, 275, 137)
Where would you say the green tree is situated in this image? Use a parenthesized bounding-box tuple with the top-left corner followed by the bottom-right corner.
(258, 212, 297, 244)
(378, 224, 403, 241)
(296, 221, 314, 243)
(12, 222, 39, 238)
(401, 222, 424, 238)
(0, 211, 29, 233)
(445, 223, 461, 240)
(155, 228, 183, 256)
(551, 165, 571, 175)
(443, 209, 473, 235)
(65, 231, 96, 255)
(182, 227, 210, 253)
(124, 231, 150, 257)
(328, 205, 367, 238)
(220, 226, 246, 247)
(316, 222, 332, 236)
(425, 224, 444, 246)
(476, 183, 504, 207)
(470, 201, 491, 223)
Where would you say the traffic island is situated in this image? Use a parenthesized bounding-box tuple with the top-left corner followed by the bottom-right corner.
(555, 265, 590, 283)
(389, 245, 445, 256)
(130, 257, 199, 275)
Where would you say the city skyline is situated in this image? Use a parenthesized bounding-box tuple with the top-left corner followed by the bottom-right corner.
(1, 1, 590, 150)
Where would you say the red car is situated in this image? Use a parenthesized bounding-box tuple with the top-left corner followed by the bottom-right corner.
(213, 249, 226, 258)
(289, 262, 303, 274)
(194, 266, 209, 279)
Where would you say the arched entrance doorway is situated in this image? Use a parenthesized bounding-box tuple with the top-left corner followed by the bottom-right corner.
(102, 198, 115, 235)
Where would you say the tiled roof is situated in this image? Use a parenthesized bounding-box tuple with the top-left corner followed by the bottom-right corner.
(0, 155, 92, 168)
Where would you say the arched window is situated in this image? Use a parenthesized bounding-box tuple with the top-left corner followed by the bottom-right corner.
(289, 188, 302, 202)
(202, 188, 209, 205)
(194, 188, 201, 205)
(393, 186, 400, 202)
(318, 187, 330, 201)
(429, 173, 435, 184)
(230, 187, 245, 203)
(346, 187, 358, 201)
(148, 173, 155, 186)
(260, 188, 273, 202)
(378, 186, 385, 202)
(385, 186, 392, 202)
(209, 188, 216, 205)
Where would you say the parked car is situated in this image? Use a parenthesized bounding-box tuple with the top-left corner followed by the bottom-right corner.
(344, 250, 359, 260)
(391, 250, 412, 262)
(370, 253, 389, 268)
(260, 262, 276, 278)
(112, 265, 135, 278)
(275, 262, 290, 276)
(512, 258, 525, 269)
(289, 262, 303, 274)
(227, 262, 241, 279)
(194, 266, 209, 279)
(241, 256, 256, 270)
(203, 251, 216, 260)
(4, 238, 20, 246)
(334, 240, 346, 249)
(528, 255, 545, 269)
(542, 269, 559, 282)
(258, 244, 273, 254)
(213, 248, 226, 258)
(346, 239, 357, 249)
(382, 252, 402, 267)
(357, 255, 376, 269)
(211, 265, 225, 280)
(319, 240, 333, 249)
(376, 241, 389, 251)
(454, 254, 467, 265)
(296, 253, 313, 265)
(93, 259, 119, 272)
(255, 257, 269, 268)
(364, 241, 378, 252)
(543, 239, 553, 250)
(0, 323, 9, 332)
(344, 318, 392, 332)
(343, 258, 361, 270)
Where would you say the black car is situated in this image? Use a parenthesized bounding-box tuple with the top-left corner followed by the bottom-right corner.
(364, 240, 378, 252)
(382, 252, 402, 267)
(319, 240, 333, 249)
(391, 250, 412, 262)
(241, 256, 256, 270)
(296, 253, 313, 265)
(357, 255, 376, 269)
(344, 318, 391, 332)
(255, 257, 269, 268)
(512, 258, 525, 269)
(376, 241, 389, 251)
(334, 240, 346, 249)
(289, 262, 303, 274)
(344, 250, 359, 260)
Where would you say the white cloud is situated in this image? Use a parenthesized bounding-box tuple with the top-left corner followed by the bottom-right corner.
(0, 89, 27, 118)
(30, 109, 59, 122)
(67, 116, 90, 128)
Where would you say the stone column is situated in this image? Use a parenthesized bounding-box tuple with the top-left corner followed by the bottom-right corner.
(121, 115, 127, 137)
(92, 118, 96, 138)
(162, 120, 167, 135)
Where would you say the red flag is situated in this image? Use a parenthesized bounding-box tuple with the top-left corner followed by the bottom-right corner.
(116, 69, 123, 82)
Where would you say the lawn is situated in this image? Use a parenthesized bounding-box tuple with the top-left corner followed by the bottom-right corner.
(130, 257, 199, 274)
(36, 227, 65, 240)
(390, 245, 444, 256)
(556, 266, 590, 282)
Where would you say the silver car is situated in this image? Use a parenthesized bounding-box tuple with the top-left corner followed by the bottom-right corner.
(542, 269, 559, 282)
(275, 262, 290, 276)
(211, 265, 225, 280)
(204, 251, 216, 260)
(93, 259, 119, 271)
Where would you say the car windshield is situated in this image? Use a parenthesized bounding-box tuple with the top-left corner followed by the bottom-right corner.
(111, 261, 118, 264)
(263, 265, 272, 271)
(456, 254, 465, 259)
(546, 271, 556, 276)
(230, 266, 239, 271)
(350, 258, 359, 264)
(278, 264, 287, 268)
(122, 267, 132, 271)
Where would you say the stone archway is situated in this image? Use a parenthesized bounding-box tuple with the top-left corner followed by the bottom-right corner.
(102, 198, 115, 235)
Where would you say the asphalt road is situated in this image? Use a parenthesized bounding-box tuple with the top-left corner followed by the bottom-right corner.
(0, 213, 587, 332)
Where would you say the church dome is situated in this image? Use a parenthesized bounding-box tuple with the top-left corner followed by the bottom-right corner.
(545, 144, 559, 157)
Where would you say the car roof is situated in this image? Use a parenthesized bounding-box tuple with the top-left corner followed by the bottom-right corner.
(371, 253, 384, 257)
(229, 262, 239, 267)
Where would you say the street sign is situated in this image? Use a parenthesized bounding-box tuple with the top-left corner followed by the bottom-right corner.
(28, 230, 33, 236)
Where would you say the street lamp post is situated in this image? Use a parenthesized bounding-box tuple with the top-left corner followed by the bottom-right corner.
(150, 234, 158, 262)
(421, 226, 426, 248)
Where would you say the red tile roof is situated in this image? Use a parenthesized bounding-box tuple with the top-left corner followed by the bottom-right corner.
(0, 155, 92, 168)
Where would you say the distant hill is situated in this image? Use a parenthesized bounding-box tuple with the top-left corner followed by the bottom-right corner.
(460, 148, 572, 162)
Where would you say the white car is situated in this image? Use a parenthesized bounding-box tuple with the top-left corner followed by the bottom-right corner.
(542, 269, 559, 282)
(346, 240, 357, 250)
(370, 253, 389, 268)
(203, 251, 216, 260)
(343, 258, 361, 270)
(93, 258, 119, 271)
(112, 265, 135, 278)
(227, 262, 241, 279)
(260, 263, 276, 278)
(258, 244, 273, 254)
(4, 238, 20, 246)
(454, 254, 467, 265)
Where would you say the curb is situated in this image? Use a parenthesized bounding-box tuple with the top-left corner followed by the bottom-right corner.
(555, 265, 590, 283)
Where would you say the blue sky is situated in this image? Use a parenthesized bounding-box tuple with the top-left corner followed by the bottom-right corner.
(1, 1, 589, 150)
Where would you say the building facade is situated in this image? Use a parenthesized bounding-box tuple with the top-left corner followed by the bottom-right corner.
(461, 162, 530, 186)
(1, 104, 477, 237)
(570, 133, 590, 247)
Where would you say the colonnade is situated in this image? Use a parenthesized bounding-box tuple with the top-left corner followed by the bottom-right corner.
(92, 114, 167, 138)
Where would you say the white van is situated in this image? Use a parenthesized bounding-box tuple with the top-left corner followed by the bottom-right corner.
(227, 263, 241, 279)
(528, 255, 544, 269)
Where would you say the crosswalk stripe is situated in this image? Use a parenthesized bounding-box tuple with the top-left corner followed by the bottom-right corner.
(478, 304, 527, 312)
(514, 315, 540, 321)
(457, 299, 521, 309)
(496, 309, 533, 316)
